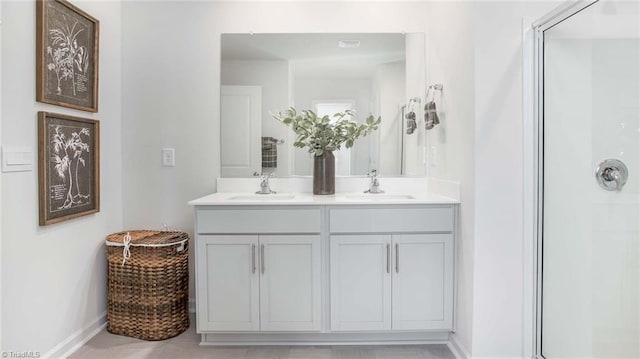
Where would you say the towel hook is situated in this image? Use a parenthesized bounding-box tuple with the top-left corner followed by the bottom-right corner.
(406, 97, 421, 113)
(426, 84, 443, 102)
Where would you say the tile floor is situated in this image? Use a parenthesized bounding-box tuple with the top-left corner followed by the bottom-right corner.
(69, 316, 456, 359)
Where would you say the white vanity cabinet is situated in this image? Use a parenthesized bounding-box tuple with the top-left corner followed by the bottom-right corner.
(329, 206, 455, 331)
(195, 207, 322, 332)
(192, 200, 457, 344)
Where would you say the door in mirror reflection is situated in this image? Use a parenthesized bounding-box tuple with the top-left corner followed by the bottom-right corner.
(220, 85, 262, 177)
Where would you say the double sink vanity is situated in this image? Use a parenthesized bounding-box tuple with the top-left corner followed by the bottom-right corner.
(196, 31, 459, 345)
(189, 177, 460, 345)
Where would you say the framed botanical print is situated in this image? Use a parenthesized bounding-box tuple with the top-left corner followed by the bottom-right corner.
(38, 112, 100, 225)
(36, 0, 99, 112)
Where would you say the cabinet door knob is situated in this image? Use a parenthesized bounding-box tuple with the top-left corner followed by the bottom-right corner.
(395, 243, 399, 273)
(261, 244, 266, 274)
(252, 244, 256, 274)
(386, 243, 390, 274)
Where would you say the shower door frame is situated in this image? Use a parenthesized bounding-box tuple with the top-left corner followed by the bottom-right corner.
(528, 1, 599, 358)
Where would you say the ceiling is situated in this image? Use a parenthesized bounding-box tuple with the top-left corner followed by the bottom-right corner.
(221, 33, 406, 78)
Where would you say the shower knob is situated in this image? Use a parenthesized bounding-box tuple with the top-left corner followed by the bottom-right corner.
(595, 159, 628, 192)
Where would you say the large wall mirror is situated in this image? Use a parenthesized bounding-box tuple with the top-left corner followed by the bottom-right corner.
(220, 33, 426, 178)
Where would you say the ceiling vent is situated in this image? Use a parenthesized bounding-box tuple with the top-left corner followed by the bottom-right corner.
(338, 40, 361, 49)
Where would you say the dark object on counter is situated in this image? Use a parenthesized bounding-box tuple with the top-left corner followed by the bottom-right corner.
(314, 151, 335, 195)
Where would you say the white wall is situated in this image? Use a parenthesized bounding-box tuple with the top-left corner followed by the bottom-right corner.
(404, 32, 428, 176)
(471, 1, 560, 357)
(121, 1, 218, 302)
(222, 59, 292, 176)
(1, 0, 122, 356)
(424, 1, 476, 356)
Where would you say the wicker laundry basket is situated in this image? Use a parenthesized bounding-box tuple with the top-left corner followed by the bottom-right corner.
(106, 230, 189, 340)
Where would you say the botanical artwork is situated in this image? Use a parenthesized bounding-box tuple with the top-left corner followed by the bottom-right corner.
(39, 112, 99, 225)
(50, 125, 91, 209)
(37, 0, 99, 112)
(47, 19, 89, 97)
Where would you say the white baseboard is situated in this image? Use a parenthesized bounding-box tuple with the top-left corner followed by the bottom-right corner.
(43, 311, 107, 359)
(448, 333, 471, 359)
(201, 332, 450, 346)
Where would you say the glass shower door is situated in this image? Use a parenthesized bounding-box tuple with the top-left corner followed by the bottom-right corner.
(542, 1, 640, 358)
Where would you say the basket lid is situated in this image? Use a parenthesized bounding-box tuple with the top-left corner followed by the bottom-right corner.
(106, 230, 188, 246)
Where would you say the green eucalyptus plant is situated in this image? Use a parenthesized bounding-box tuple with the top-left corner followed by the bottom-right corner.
(273, 108, 381, 157)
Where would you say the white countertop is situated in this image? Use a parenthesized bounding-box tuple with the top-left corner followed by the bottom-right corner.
(188, 191, 459, 206)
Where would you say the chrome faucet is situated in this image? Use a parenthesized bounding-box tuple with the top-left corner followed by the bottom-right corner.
(254, 172, 276, 194)
(365, 169, 384, 194)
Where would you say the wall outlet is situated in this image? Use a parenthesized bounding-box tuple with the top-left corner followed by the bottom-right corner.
(162, 148, 175, 167)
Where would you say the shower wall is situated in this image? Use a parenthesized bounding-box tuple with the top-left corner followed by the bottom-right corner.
(543, 38, 640, 358)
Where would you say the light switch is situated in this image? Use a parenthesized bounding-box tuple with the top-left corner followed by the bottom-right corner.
(2, 146, 34, 172)
(162, 148, 175, 167)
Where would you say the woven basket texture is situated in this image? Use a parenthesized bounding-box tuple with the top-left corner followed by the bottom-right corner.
(106, 230, 189, 341)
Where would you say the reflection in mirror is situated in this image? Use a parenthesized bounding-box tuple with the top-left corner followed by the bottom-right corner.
(220, 33, 426, 177)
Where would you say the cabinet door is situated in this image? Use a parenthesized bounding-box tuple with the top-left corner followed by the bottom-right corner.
(196, 235, 259, 331)
(330, 235, 392, 331)
(259, 235, 321, 331)
(392, 234, 453, 330)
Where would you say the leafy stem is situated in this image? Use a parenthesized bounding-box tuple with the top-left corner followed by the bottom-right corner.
(273, 108, 381, 157)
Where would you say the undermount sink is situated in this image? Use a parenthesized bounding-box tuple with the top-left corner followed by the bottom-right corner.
(229, 194, 296, 201)
(344, 194, 416, 200)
